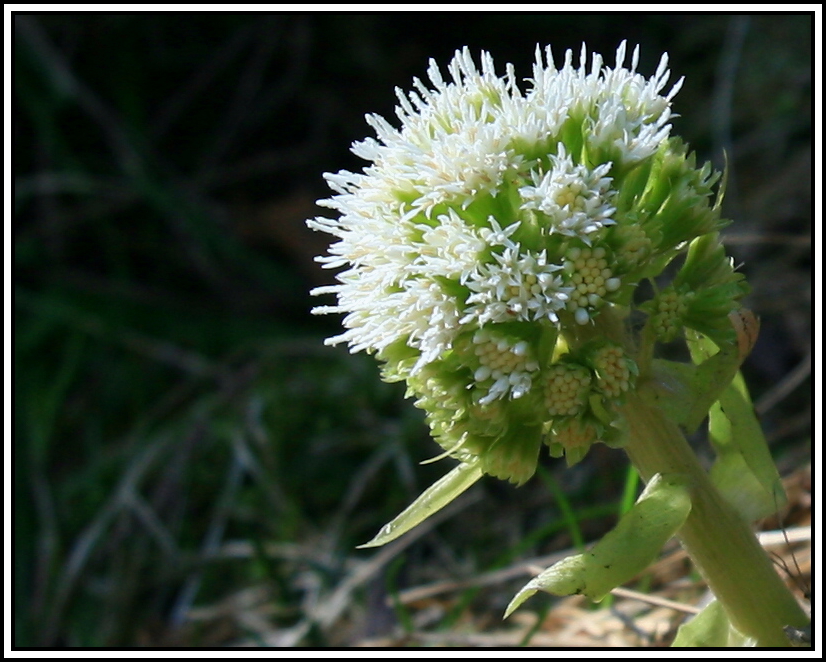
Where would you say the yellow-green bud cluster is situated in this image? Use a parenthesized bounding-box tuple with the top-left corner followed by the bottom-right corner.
(554, 418, 598, 450)
(649, 287, 693, 342)
(544, 363, 592, 417)
(592, 345, 633, 399)
(563, 247, 622, 325)
(611, 224, 653, 272)
(471, 330, 540, 405)
(555, 182, 587, 211)
(548, 418, 600, 467)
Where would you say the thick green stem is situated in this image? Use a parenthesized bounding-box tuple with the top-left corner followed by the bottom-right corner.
(619, 391, 808, 646)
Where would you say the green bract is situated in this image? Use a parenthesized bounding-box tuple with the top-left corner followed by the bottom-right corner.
(506, 472, 692, 612)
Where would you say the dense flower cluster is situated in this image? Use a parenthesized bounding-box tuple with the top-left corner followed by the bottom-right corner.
(309, 43, 744, 483)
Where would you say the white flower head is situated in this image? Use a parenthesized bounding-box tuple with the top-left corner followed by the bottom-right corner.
(412, 208, 489, 281)
(519, 144, 616, 244)
(528, 41, 683, 163)
(462, 244, 570, 327)
(308, 42, 738, 489)
(309, 41, 683, 397)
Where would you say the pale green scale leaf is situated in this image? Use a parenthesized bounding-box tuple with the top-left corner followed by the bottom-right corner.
(357, 461, 483, 549)
(645, 334, 742, 435)
(687, 331, 786, 520)
(708, 371, 786, 520)
(506, 473, 691, 616)
(672, 599, 754, 647)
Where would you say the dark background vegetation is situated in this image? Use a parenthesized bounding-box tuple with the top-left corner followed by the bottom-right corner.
(13, 12, 812, 647)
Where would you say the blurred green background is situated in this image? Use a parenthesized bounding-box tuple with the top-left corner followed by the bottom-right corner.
(14, 13, 811, 647)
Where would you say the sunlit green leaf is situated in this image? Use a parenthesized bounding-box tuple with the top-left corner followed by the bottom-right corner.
(357, 461, 483, 549)
(506, 473, 691, 615)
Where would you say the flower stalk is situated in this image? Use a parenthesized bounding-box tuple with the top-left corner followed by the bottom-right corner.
(621, 391, 808, 646)
(556, 304, 808, 645)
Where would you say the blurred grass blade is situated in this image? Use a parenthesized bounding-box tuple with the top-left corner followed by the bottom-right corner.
(619, 464, 640, 516)
(535, 465, 584, 551)
(357, 461, 483, 549)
